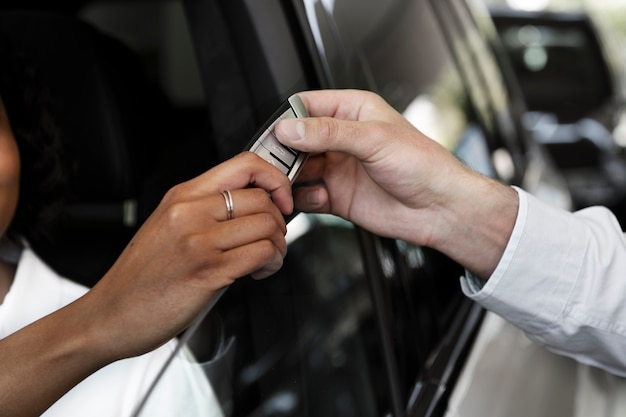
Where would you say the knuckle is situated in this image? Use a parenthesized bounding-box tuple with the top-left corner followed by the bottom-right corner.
(256, 238, 281, 260)
(256, 212, 278, 232)
(237, 150, 261, 165)
(162, 199, 188, 225)
(254, 213, 286, 245)
(366, 90, 384, 102)
(180, 232, 203, 255)
(318, 117, 338, 143)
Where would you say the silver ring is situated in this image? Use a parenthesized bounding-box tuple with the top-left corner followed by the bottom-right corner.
(221, 190, 234, 220)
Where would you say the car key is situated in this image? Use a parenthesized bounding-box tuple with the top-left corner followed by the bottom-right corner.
(245, 93, 309, 184)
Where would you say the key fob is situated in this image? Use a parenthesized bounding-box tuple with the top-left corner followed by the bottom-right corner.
(245, 94, 309, 184)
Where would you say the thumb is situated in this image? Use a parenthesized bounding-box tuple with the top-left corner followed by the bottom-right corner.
(275, 116, 387, 162)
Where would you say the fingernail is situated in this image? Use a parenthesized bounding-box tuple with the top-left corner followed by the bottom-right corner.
(277, 119, 305, 142)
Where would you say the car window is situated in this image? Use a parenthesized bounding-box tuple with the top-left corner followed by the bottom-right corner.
(81, 0, 205, 108)
(129, 0, 484, 414)
(79, 0, 221, 218)
(304, 0, 497, 176)
(83, 0, 397, 414)
(153, 0, 521, 415)
(302, 0, 493, 412)
(124, 0, 522, 416)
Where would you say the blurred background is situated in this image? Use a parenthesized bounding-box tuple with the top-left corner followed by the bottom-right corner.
(484, 0, 626, 125)
(483, 0, 626, 226)
(486, 0, 626, 55)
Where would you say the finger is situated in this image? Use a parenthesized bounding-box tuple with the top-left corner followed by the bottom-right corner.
(178, 188, 283, 231)
(250, 251, 284, 280)
(275, 116, 399, 163)
(183, 152, 294, 214)
(207, 233, 286, 283)
(212, 212, 287, 257)
(214, 188, 286, 229)
(293, 185, 330, 213)
(200, 228, 287, 285)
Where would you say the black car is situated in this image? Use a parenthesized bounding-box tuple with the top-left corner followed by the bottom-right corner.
(0, 0, 572, 416)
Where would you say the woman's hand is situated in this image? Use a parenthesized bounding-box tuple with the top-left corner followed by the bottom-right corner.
(0, 152, 295, 417)
(86, 152, 294, 358)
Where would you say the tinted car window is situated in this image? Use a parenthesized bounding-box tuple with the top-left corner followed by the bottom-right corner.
(130, 0, 563, 416)
(305, 0, 503, 176)
(133, 0, 490, 415)
(304, 2, 499, 413)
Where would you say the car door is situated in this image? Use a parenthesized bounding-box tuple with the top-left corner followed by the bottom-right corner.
(132, 0, 572, 416)
(295, 1, 516, 415)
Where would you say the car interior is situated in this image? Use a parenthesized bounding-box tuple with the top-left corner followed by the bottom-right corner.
(0, 7, 221, 288)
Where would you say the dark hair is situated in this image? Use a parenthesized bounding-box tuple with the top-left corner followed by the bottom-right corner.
(0, 31, 68, 245)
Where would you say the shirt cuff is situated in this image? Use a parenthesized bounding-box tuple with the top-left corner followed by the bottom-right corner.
(460, 187, 587, 336)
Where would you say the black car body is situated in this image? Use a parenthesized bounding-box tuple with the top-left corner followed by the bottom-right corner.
(0, 0, 573, 416)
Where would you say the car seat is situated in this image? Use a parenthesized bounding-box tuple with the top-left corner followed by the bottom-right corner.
(0, 10, 173, 287)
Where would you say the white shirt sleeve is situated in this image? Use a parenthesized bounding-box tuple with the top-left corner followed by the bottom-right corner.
(461, 187, 626, 377)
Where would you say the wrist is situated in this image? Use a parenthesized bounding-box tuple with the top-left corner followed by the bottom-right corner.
(429, 173, 519, 279)
(0, 298, 110, 417)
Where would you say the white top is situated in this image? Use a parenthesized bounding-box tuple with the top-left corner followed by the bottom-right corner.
(462, 187, 626, 376)
(0, 247, 224, 417)
(446, 188, 626, 417)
